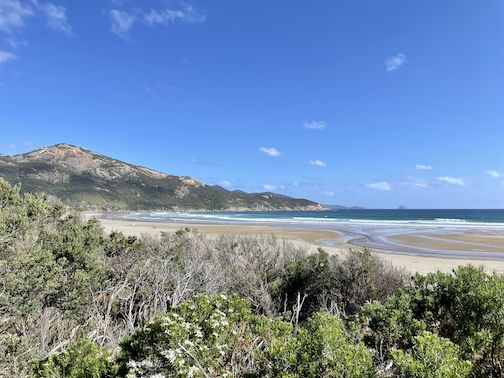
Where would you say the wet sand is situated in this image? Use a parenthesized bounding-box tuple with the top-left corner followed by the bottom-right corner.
(93, 216, 504, 275)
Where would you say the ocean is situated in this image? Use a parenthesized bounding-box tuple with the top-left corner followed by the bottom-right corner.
(123, 209, 504, 228)
(122, 209, 504, 259)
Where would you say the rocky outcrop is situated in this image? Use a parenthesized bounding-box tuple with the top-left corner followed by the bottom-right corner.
(11, 143, 169, 181)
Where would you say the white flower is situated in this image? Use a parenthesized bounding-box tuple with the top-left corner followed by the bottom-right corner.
(161, 349, 177, 363)
(187, 366, 200, 378)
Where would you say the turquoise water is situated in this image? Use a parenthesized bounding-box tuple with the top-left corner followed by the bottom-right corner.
(124, 209, 504, 228)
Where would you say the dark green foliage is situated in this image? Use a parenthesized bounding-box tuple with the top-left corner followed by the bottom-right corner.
(391, 332, 472, 378)
(0, 180, 109, 320)
(260, 311, 375, 378)
(32, 339, 118, 378)
(363, 265, 504, 377)
(273, 248, 409, 322)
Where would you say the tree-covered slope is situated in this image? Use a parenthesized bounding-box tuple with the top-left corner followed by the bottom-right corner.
(0, 144, 326, 211)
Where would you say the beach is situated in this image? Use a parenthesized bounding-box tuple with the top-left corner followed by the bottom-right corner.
(94, 215, 504, 275)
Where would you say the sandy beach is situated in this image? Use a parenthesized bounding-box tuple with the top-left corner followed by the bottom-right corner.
(93, 215, 504, 275)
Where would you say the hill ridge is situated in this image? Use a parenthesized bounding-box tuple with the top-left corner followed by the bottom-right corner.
(0, 144, 327, 212)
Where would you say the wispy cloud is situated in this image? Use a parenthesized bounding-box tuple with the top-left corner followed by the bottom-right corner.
(143, 4, 205, 26)
(109, 9, 136, 40)
(261, 184, 285, 191)
(404, 176, 431, 188)
(109, 3, 205, 40)
(0, 140, 38, 151)
(303, 120, 327, 130)
(216, 180, 234, 188)
(324, 191, 334, 196)
(0, 142, 18, 151)
(487, 170, 503, 178)
(415, 164, 433, 170)
(385, 53, 407, 72)
(438, 177, 466, 186)
(5, 36, 27, 49)
(188, 157, 219, 167)
(259, 147, 281, 156)
(366, 182, 391, 191)
(36, 1, 71, 34)
(21, 140, 39, 149)
(309, 160, 327, 167)
(0, 50, 16, 66)
(0, 0, 35, 33)
(261, 184, 278, 191)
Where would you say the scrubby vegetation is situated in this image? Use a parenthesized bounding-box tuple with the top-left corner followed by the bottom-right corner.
(0, 177, 502, 377)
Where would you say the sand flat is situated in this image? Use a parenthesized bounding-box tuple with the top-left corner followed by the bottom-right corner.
(387, 234, 504, 253)
(94, 217, 504, 275)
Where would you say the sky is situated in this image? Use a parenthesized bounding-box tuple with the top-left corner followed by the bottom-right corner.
(1, 0, 504, 209)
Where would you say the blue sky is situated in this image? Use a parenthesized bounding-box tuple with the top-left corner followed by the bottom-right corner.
(1, 0, 503, 208)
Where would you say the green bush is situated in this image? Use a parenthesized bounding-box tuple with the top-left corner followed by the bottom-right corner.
(363, 265, 504, 377)
(391, 332, 471, 378)
(117, 293, 292, 377)
(261, 311, 375, 378)
(32, 339, 118, 378)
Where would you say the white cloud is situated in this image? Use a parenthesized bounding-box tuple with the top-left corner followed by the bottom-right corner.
(366, 182, 391, 191)
(109, 3, 204, 39)
(438, 177, 466, 186)
(385, 53, 407, 72)
(109, 9, 136, 39)
(293, 181, 299, 186)
(259, 147, 281, 156)
(38, 2, 71, 34)
(0, 0, 35, 33)
(0, 50, 16, 66)
(487, 170, 503, 178)
(261, 184, 278, 191)
(217, 180, 234, 188)
(405, 177, 430, 188)
(324, 191, 334, 196)
(143, 4, 205, 25)
(415, 164, 433, 170)
(309, 160, 327, 167)
(303, 120, 327, 130)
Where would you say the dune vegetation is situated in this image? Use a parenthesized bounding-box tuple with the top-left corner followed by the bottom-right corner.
(1, 177, 504, 377)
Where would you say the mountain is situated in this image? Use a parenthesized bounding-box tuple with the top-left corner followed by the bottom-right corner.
(324, 204, 349, 210)
(324, 204, 371, 210)
(0, 144, 327, 212)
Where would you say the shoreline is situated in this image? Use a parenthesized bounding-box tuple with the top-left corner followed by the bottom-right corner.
(89, 213, 504, 275)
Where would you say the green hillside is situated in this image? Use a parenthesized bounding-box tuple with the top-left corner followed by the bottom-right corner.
(0, 144, 326, 212)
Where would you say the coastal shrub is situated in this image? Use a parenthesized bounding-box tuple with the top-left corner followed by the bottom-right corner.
(273, 248, 409, 322)
(258, 311, 375, 378)
(32, 339, 118, 378)
(116, 293, 292, 377)
(391, 332, 472, 378)
(363, 265, 504, 377)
